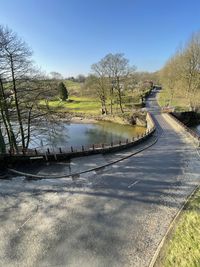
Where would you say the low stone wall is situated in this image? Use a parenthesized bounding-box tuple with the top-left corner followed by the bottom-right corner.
(163, 113, 200, 147)
(172, 111, 200, 126)
(146, 112, 155, 131)
(1, 112, 156, 166)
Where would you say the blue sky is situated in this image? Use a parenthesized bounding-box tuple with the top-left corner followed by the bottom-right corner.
(0, 0, 200, 77)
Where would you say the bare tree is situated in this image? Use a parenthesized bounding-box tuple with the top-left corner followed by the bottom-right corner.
(50, 71, 63, 80)
(160, 32, 200, 111)
(103, 53, 135, 113)
(91, 53, 135, 114)
(0, 25, 56, 152)
(160, 55, 181, 106)
(180, 33, 200, 110)
(76, 74, 86, 83)
(89, 68, 108, 115)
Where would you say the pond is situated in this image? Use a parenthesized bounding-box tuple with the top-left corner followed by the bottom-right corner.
(29, 121, 146, 151)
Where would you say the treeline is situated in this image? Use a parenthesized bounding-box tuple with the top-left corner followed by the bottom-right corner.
(160, 32, 200, 110)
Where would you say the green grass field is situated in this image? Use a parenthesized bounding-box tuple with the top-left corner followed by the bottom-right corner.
(40, 80, 101, 115)
(64, 80, 81, 90)
(156, 188, 200, 267)
(40, 79, 150, 116)
(40, 96, 101, 115)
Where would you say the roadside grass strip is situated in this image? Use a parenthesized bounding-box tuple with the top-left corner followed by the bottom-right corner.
(156, 188, 200, 267)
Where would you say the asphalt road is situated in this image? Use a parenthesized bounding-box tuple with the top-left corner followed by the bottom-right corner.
(0, 91, 200, 267)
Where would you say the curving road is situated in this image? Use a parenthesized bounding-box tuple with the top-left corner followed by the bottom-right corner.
(0, 91, 200, 267)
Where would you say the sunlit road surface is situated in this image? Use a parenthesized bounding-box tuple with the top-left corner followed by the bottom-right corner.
(0, 91, 200, 267)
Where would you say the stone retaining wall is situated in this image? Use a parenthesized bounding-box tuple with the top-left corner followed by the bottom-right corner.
(163, 113, 200, 147)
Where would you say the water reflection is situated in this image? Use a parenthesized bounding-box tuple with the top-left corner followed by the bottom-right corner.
(29, 121, 146, 150)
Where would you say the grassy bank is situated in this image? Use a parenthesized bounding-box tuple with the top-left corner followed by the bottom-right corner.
(157, 89, 189, 111)
(64, 80, 82, 93)
(40, 96, 146, 117)
(40, 79, 151, 120)
(40, 96, 101, 115)
(40, 96, 144, 117)
(156, 187, 200, 267)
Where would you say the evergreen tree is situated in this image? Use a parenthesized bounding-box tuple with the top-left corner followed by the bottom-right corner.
(58, 82, 68, 101)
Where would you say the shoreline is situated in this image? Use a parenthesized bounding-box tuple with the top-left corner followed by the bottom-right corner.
(52, 111, 147, 127)
(69, 116, 98, 124)
(60, 115, 137, 126)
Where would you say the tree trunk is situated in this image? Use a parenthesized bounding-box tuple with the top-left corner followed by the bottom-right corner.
(25, 106, 33, 149)
(110, 87, 113, 115)
(117, 76, 124, 113)
(10, 55, 26, 150)
(169, 88, 174, 106)
(0, 126, 6, 154)
(101, 97, 108, 115)
(0, 78, 18, 151)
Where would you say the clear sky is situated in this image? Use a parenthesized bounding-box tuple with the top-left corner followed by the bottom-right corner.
(0, 0, 200, 77)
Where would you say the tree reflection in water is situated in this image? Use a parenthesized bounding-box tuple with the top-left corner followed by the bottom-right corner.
(29, 121, 146, 151)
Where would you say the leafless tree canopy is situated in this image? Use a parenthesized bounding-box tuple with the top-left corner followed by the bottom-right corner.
(0, 25, 56, 152)
(160, 32, 200, 110)
(91, 53, 136, 114)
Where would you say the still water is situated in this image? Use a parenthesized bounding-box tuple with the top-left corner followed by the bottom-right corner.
(30, 121, 146, 150)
